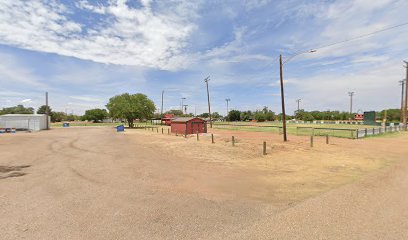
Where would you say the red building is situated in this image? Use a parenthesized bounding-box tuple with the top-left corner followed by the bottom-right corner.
(161, 114, 175, 126)
(171, 117, 207, 135)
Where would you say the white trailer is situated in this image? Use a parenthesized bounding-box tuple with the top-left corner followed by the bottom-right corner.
(0, 114, 50, 131)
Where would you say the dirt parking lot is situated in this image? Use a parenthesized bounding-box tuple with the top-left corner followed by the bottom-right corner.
(1, 127, 408, 239)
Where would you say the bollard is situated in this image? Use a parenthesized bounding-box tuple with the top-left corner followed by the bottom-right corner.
(162, 128, 164, 134)
(176, 130, 178, 136)
(310, 135, 314, 147)
(196, 131, 199, 141)
(211, 133, 214, 144)
(168, 129, 170, 135)
(263, 141, 267, 155)
(326, 135, 329, 144)
(232, 136, 235, 146)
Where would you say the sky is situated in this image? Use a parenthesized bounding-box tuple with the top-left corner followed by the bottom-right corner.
(0, 0, 407, 116)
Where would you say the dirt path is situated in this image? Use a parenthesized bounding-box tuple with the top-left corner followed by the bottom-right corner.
(1, 127, 407, 239)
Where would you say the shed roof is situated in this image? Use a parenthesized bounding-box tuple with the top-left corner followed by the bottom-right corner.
(172, 117, 205, 123)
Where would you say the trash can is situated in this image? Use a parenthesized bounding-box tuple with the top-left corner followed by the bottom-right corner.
(63, 122, 70, 127)
(116, 125, 125, 132)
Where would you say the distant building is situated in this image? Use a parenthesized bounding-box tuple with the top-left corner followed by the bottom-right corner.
(0, 114, 49, 131)
(162, 114, 175, 126)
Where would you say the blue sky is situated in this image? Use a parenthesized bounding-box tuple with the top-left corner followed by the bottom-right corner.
(0, 0, 407, 115)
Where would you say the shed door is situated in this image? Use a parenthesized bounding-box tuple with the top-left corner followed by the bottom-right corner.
(191, 122, 203, 134)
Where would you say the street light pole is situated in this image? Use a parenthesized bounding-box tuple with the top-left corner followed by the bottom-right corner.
(225, 98, 230, 117)
(296, 99, 301, 113)
(161, 90, 164, 117)
(278, 49, 316, 142)
(348, 92, 355, 114)
(181, 97, 186, 114)
(404, 61, 408, 130)
(204, 77, 212, 128)
(279, 54, 287, 142)
(399, 80, 405, 123)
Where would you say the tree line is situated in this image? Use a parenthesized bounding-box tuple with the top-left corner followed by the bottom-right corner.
(1, 96, 403, 125)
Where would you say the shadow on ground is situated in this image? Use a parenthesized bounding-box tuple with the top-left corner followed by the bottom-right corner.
(0, 165, 30, 179)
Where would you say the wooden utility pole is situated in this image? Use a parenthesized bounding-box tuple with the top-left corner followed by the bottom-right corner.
(404, 61, 408, 130)
(161, 90, 164, 117)
(45, 92, 49, 130)
(279, 55, 287, 142)
(204, 76, 212, 128)
(399, 80, 405, 123)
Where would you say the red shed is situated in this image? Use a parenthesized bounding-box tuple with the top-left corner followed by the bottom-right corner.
(171, 117, 207, 135)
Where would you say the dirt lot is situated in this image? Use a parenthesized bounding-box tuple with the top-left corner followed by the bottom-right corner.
(1, 127, 407, 239)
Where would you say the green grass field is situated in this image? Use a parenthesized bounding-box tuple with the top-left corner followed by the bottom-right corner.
(212, 121, 382, 139)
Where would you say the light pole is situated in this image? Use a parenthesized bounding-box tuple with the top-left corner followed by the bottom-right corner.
(225, 98, 230, 117)
(204, 76, 212, 128)
(183, 105, 188, 115)
(348, 92, 355, 114)
(399, 79, 406, 123)
(161, 90, 164, 117)
(181, 97, 186, 114)
(279, 49, 316, 142)
(296, 99, 301, 114)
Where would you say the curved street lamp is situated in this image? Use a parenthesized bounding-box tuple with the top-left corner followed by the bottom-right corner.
(279, 49, 316, 142)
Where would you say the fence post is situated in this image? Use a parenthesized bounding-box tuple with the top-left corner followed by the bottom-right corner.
(372, 128, 375, 135)
(356, 129, 358, 139)
(176, 130, 178, 136)
(263, 141, 267, 155)
(211, 133, 214, 144)
(232, 136, 235, 146)
(365, 128, 367, 137)
(162, 128, 163, 134)
(156, 128, 158, 133)
(196, 131, 199, 141)
(326, 135, 329, 144)
(310, 135, 314, 147)
(168, 129, 170, 135)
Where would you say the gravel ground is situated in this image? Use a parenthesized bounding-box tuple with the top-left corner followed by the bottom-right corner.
(0, 127, 407, 239)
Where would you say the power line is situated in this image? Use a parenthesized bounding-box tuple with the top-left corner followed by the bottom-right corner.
(312, 22, 408, 51)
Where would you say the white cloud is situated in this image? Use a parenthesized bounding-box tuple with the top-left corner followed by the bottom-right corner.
(20, 99, 32, 103)
(0, 0, 200, 70)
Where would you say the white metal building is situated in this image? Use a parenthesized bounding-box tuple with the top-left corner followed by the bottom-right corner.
(0, 114, 50, 131)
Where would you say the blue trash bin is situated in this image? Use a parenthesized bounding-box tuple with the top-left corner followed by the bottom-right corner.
(63, 122, 70, 127)
(116, 125, 125, 132)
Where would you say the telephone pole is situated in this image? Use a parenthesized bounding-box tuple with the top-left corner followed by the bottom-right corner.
(279, 54, 287, 142)
(348, 92, 355, 114)
(181, 97, 186, 113)
(296, 99, 301, 114)
(404, 61, 408, 130)
(183, 105, 188, 115)
(225, 98, 230, 116)
(161, 90, 164, 116)
(45, 92, 49, 130)
(204, 76, 212, 128)
(399, 79, 405, 123)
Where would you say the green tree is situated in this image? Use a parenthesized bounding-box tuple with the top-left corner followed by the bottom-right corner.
(0, 105, 34, 115)
(51, 112, 66, 122)
(165, 109, 183, 116)
(106, 93, 155, 128)
(212, 112, 221, 119)
(255, 112, 266, 122)
(37, 105, 52, 114)
(199, 113, 209, 118)
(83, 108, 108, 122)
(227, 110, 241, 121)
